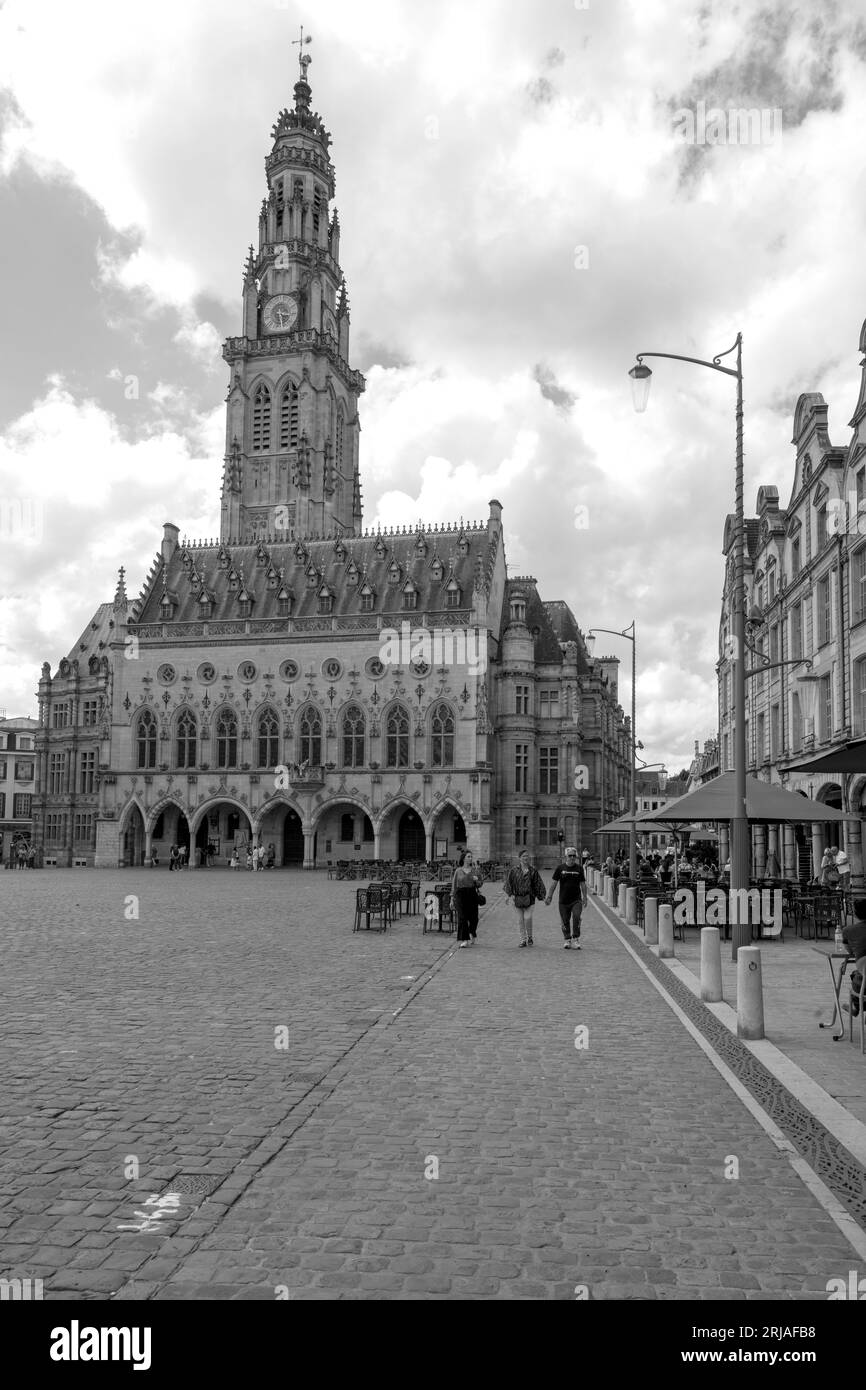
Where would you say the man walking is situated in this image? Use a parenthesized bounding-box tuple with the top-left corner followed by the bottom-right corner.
(546, 846, 588, 949)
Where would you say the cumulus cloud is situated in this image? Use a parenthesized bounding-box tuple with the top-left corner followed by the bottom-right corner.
(1, 0, 865, 772)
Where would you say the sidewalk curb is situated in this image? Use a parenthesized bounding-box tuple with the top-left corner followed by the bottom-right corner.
(589, 892, 866, 1170)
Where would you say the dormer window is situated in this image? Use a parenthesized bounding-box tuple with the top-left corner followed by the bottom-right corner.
(238, 590, 252, 618)
(277, 587, 293, 617)
(359, 583, 375, 612)
(388, 561, 402, 586)
(414, 534, 428, 557)
(294, 542, 308, 565)
(346, 561, 359, 586)
(306, 566, 320, 588)
(446, 580, 462, 608)
(430, 557, 444, 580)
(267, 568, 278, 590)
(198, 592, 213, 619)
(402, 583, 418, 611)
(318, 589, 334, 615)
(218, 549, 230, 570)
(374, 536, 387, 559)
(456, 533, 469, 556)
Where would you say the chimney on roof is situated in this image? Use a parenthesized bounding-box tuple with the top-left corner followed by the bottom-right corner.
(488, 499, 502, 523)
(162, 523, 180, 566)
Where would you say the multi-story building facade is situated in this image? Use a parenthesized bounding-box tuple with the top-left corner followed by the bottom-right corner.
(634, 770, 689, 853)
(687, 737, 720, 793)
(0, 715, 39, 865)
(718, 321, 866, 881)
(32, 57, 630, 871)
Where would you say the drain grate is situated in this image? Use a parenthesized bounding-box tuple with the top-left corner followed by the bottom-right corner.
(169, 1173, 223, 1197)
(626, 926, 866, 1231)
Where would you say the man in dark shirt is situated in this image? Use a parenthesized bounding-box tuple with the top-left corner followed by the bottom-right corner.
(546, 847, 588, 949)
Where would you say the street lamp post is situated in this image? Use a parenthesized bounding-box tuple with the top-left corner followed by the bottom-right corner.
(586, 624, 637, 882)
(628, 335, 749, 958)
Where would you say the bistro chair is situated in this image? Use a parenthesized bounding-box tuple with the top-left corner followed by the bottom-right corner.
(353, 887, 389, 933)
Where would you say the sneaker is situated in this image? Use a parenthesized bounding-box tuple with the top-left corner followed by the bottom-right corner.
(459, 941, 468, 949)
(563, 940, 571, 949)
(528, 939, 534, 946)
(574, 941, 582, 950)
(519, 941, 527, 947)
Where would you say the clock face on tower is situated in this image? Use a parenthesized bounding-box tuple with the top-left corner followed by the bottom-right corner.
(263, 295, 298, 334)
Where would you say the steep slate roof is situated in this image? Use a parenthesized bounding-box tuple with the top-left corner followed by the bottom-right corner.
(63, 602, 117, 665)
(501, 579, 592, 672)
(133, 521, 496, 626)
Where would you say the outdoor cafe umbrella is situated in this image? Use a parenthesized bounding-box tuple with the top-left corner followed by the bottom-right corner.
(637, 770, 855, 826)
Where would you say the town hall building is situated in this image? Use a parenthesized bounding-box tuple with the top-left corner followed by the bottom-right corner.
(32, 55, 631, 869)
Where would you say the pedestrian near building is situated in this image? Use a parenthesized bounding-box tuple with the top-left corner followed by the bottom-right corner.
(451, 849, 484, 948)
(546, 846, 588, 949)
(504, 849, 546, 947)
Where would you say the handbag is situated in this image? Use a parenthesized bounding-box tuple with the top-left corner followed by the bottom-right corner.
(476, 891, 487, 906)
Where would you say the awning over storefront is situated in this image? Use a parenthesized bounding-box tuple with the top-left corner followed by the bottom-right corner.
(784, 739, 866, 775)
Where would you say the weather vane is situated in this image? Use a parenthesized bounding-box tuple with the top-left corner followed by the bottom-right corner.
(292, 25, 312, 81)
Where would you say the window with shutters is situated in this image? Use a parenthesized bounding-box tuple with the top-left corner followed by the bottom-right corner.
(252, 383, 271, 453)
(386, 705, 410, 768)
(430, 704, 454, 767)
(342, 706, 365, 768)
(216, 710, 238, 769)
(257, 709, 279, 768)
(299, 708, 321, 766)
(280, 386, 299, 450)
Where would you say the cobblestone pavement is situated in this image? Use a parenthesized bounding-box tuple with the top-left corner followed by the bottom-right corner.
(0, 869, 860, 1300)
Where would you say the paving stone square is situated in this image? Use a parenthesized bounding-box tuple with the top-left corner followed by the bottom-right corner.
(0, 869, 862, 1300)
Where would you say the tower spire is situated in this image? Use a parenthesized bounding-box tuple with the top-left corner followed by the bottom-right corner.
(292, 25, 313, 110)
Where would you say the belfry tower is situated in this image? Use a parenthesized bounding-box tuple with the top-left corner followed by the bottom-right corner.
(221, 42, 365, 543)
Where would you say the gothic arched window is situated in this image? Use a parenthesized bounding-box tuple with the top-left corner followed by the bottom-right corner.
(216, 709, 238, 769)
(136, 709, 157, 770)
(280, 386, 299, 450)
(176, 709, 197, 769)
(257, 708, 279, 768)
(335, 409, 345, 469)
(431, 703, 455, 767)
(252, 383, 271, 453)
(386, 703, 410, 768)
(342, 705, 365, 768)
(299, 707, 321, 766)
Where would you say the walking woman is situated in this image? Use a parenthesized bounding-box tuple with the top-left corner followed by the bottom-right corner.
(504, 849, 546, 947)
(451, 850, 484, 948)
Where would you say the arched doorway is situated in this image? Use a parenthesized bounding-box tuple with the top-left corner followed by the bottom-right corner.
(283, 808, 304, 865)
(398, 808, 425, 861)
(122, 804, 146, 866)
(191, 801, 253, 866)
(148, 802, 191, 864)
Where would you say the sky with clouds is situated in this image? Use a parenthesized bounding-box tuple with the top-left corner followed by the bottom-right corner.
(2, 0, 866, 775)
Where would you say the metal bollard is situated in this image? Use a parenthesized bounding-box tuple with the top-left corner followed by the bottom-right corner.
(617, 883, 627, 917)
(658, 903, 674, 958)
(644, 896, 658, 944)
(736, 946, 764, 1039)
(700, 927, 723, 1002)
(626, 887, 637, 926)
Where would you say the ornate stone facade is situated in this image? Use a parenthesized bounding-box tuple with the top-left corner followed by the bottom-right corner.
(32, 62, 630, 870)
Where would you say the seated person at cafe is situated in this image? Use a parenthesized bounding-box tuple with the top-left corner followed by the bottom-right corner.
(843, 899, 866, 970)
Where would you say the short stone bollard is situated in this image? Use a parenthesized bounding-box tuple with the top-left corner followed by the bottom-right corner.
(617, 883, 627, 917)
(626, 886, 637, 926)
(736, 946, 765, 1039)
(658, 903, 674, 958)
(644, 896, 658, 944)
(603, 874, 612, 906)
(700, 927, 722, 1002)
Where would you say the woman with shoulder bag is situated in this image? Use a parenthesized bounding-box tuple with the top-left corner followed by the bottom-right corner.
(504, 849, 546, 947)
(451, 849, 485, 948)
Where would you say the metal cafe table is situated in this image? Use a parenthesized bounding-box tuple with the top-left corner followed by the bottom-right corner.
(812, 945, 856, 1042)
(422, 883, 455, 934)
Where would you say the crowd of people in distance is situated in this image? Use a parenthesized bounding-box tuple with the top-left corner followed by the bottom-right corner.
(152, 840, 277, 871)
